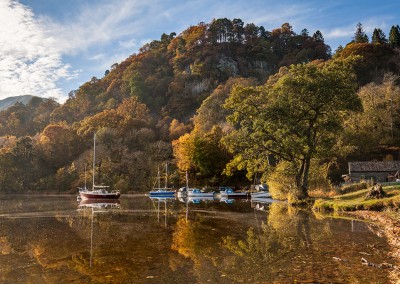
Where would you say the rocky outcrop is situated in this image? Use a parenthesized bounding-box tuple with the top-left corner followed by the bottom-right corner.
(184, 78, 212, 95)
(217, 56, 238, 77)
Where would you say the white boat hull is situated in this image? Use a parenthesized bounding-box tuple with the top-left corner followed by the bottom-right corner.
(220, 191, 249, 198)
(250, 191, 272, 198)
(187, 192, 215, 197)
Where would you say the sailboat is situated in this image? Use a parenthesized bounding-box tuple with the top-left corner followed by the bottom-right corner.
(79, 133, 120, 200)
(149, 163, 175, 197)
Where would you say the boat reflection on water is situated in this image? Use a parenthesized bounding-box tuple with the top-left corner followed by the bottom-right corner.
(77, 199, 120, 268)
(149, 196, 175, 228)
(251, 197, 276, 212)
(148, 194, 276, 222)
(220, 197, 235, 204)
(78, 199, 121, 211)
(187, 196, 215, 204)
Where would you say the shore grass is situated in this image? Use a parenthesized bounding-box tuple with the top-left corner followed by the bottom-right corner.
(312, 185, 400, 212)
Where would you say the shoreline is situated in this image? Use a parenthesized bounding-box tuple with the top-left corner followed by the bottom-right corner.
(347, 210, 400, 283)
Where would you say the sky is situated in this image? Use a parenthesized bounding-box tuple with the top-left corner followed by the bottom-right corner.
(0, 0, 399, 103)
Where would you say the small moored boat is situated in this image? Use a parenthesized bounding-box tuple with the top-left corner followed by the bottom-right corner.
(219, 187, 249, 198)
(79, 133, 120, 200)
(79, 186, 121, 200)
(250, 191, 272, 198)
(187, 188, 215, 197)
(149, 163, 175, 197)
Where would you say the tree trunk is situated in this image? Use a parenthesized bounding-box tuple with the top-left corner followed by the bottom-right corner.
(295, 158, 309, 200)
(295, 159, 305, 191)
(300, 157, 310, 198)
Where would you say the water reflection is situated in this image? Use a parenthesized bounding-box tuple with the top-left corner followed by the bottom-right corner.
(77, 199, 121, 268)
(149, 197, 175, 228)
(78, 199, 121, 210)
(0, 194, 395, 283)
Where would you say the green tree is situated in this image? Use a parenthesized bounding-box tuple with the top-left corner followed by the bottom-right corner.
(389, 25, 400, 48)
(223, 58, 361, 199)
(353, 22, 369, 43)
(312, 30, 324, 42)
(191, 126, 230, 178)
(232, 18, 245, 43)
(371, 28, 387, 44)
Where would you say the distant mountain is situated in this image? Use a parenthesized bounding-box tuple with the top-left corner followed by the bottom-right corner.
(0, 95, 41, 111)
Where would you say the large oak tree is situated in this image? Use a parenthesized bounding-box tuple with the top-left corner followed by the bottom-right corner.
(223, 58, 361, 199)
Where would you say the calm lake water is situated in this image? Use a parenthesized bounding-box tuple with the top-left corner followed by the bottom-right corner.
(0, 194, 395, 283)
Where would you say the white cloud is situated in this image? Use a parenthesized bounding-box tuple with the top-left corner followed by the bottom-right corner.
(0, 0, 74, 102)
(43, 0, 159, 55)
(118, 39, 137, 50)
(0, 0, 162, 102)
(323, 26, 354, 39)
(323, 19, 389, 41)
(89, 53, 106, 61)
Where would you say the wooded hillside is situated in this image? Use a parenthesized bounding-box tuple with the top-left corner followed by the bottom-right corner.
(1, 19, 399, 195)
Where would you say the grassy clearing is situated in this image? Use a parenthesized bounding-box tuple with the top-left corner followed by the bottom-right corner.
(313, 185, 400, 212)
(309, 182, 371, 198)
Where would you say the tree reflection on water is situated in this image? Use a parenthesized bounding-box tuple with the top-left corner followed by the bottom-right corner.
(221, 203, 391, 283)
(0, 195, 394, 283)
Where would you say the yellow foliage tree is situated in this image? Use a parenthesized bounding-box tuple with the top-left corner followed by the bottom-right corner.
(172, 133, 195, 172)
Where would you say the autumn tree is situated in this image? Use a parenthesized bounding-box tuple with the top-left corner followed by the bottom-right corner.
(77, 96, 151, 137)
(172, 133, 195, 173)
(169, 119, 191, 140)
(223, 58, 361, 200)
(172, 78, 258, 184)
(343, 73, 400, 157)
(39, 123, 82, 170)
(337, 42, 395, 85)
(11, 136, 36, 190)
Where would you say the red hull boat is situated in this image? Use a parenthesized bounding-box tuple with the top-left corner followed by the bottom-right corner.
(79, 189, 120, 200)
(78, 133, 121, 200)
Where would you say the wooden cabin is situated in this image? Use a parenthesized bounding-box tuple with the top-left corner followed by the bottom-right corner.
(348, 161, 400, 182)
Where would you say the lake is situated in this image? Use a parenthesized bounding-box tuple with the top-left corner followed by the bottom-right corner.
(0, 194, 395, 283)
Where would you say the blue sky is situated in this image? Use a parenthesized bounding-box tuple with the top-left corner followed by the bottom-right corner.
(1, 0, 399, 102)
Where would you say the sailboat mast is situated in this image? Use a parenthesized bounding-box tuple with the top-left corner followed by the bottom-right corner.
(186, 170, 189, 188)
(157, 167, 161, 189)
(92, 133, 96, 190)
(84, 165, 87, 189)
(165, 163, 168, 189)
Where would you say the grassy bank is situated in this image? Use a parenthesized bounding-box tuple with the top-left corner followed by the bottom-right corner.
(312, 185, 400, 212)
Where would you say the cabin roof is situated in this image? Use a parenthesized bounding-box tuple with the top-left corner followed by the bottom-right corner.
(349, 161, 400, 172)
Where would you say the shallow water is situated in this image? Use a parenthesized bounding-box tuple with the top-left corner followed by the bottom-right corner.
(0, 194, 395, 283)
